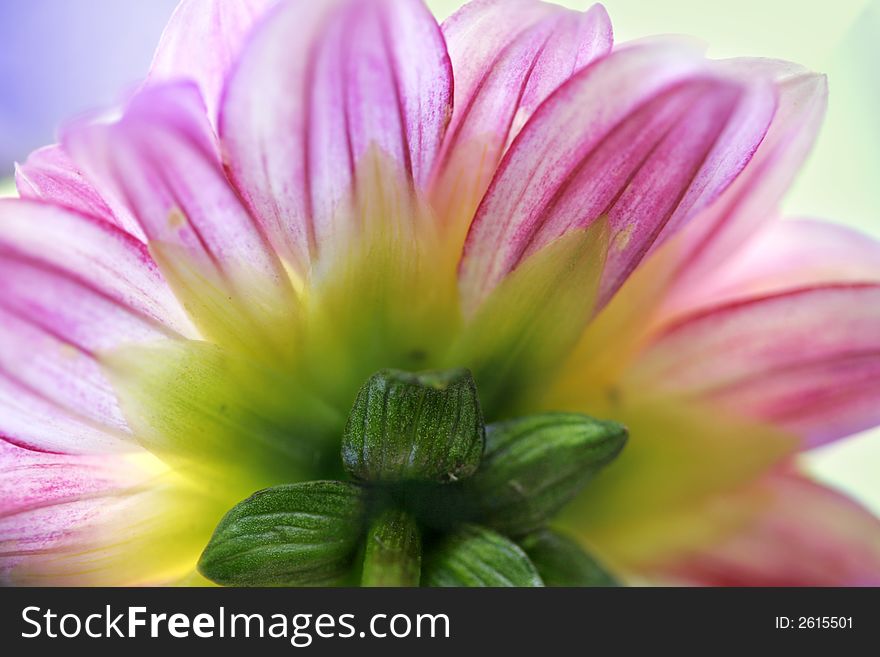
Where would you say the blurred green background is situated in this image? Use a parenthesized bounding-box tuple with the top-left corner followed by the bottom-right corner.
(1, 0, 878, 511)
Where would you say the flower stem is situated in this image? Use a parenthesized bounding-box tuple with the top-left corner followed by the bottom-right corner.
(361, 508, 422, 587)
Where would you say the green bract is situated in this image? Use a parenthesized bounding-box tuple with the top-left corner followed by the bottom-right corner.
(198, 481, 366, 586)
(198, 369, 628, 587)
(422, 525, 543, 587)
(342, 368, 485, 483)
(462, 413, 628, 535)
(361, 508, 422, 587)
(520, 529, 619, 587)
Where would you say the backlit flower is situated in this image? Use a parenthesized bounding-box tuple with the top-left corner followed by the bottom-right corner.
(3, 0, 879, 585)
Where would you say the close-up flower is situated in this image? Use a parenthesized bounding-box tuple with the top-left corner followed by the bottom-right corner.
(1, 0, 879, 586)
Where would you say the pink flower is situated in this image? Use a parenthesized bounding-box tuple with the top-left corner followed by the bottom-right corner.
(3, 0, 879, 586)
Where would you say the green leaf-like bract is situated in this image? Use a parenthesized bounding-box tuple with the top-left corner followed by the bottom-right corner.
(463, 413, 627, 535)
(519, 529, 619, 587)
(198, 481, 366, 586)
(361, 508, 422, 587)
(422, 525, 543, 587)
(342, 368, 485, 483)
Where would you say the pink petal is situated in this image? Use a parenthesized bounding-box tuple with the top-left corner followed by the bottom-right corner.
(220, 0, 453, 272)
(0, 440, 140, 584)
(629, 284, 880, 446)
(0, 376, 124, 456)
(62, 83, 296, 339)
(0, 439, 214, 585)
(0, 200, 191, 335)
(148, 0, 275, 127)
(15, 144, 143, 239)
(664, 218, 880, 316)
(670, 61, 828, 290)
(459, 42, 777, 313)
(662, 470, 880, 586)
(432, 1, 612, 227)
(0, 200, 195, 452)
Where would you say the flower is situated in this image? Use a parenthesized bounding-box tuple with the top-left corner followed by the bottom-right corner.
(3, 0, 880, 586)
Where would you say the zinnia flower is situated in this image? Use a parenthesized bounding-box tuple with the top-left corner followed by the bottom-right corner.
(3, 0, 880, 586)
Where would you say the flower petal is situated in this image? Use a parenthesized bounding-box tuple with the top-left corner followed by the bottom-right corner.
(671, 60, 828, 289)
(459, 42, 777, 313)
(14, 144, 144, 239)
(432, 1, 612, 245)
(662, 218, 880, 316)
(148, 0, 275, 126)
(660, 471, 880, 586)
(628, 284, 880, 447)
(557, 398, 795, 572)
(63, 82, 297, 350)
(0, 375, 122, 456)
(0, 199, 192, 338)
(0, 200, 195, 453)
(0, 439, 222, 585)
(102, 339, 341, 492)
(220, 0, 453, 273)
(446, 221, 610, 416)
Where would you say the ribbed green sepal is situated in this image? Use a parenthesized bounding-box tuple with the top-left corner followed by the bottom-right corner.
(361, 508, 422, 587)
(342, 368, 485, 483)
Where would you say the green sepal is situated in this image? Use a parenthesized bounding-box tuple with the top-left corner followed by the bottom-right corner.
(361, 508, 422, 587)
(519, 529, 619, 587)
(422, 525, 544, 587)
(342, 368, 485, 483)
(463, 413, 627, 536)
(198, 480, 366, 586)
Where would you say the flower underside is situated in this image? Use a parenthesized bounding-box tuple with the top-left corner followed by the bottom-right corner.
(102, 159, 624, 547)
(3, 0, 880, 588)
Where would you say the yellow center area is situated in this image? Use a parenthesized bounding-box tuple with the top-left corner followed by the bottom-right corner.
(95, 152, 795, 585)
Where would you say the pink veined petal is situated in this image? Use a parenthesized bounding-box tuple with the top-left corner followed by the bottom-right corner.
(0, 199, 195, 337)
(0, 375, 123, 455)
(433, 1, 612, 216)
(628, 283, 880, 447)
(148, 0, 275, 127)
(14, 144, 144, 240)
(0, 440, 144, 584)
(669, 60, 828, 290)
(0, 200, 195, 453)
(15, 145, 113, 223)
(662, 218, 880, 317)
(458, 41, 777, 314)
(0, 439, 145, 519)
(0, 439, 214, 586)
(62, 82, 295, 328)
(220, 0, 453, 273)
(661, 470, 880, 586)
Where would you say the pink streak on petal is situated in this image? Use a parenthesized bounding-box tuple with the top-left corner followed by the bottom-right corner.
(663, 471, 880, 586)
(148, 0, 275, 128)
(437, 0, 612, 176)
(0, 439, 175, 585)
(15, 144, 144, 240)
(220, 0, 453, 272)
(15, 145, 113, 223)
(664, 218, 880, 317)
(630, 284, 880, 446)
(63, 82, 291, 300)
(459, 42, 776, 314)
(0, 199, 195, 337)
(0, 440, 142, 558)
(670, 61, 828, 290)
(0, 200, 195, 453)
(0, 376, 124, 455)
